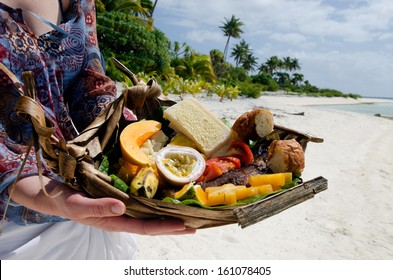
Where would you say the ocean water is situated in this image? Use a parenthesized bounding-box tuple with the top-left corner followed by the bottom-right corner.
(315, 101, 393, 117)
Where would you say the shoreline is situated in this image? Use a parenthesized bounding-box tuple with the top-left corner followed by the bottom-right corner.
(257, 93, 393, 119)
(135, 93, 393, 260)
(261, 90, 393, 104)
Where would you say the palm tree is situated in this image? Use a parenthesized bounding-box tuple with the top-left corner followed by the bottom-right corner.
(257, 63, 269, 75)
(230, 39, 249, 67)
(174, 51, 216, 82)
(172, 41, 192, 58)
(265, 56, 282, 76)
(210, 49, 224, 65)
(99, 0, 156, 29)
(283, 56, 300, 72)
(241, 53, 258, 73)
(290, 57, 301, 72)
(150, 0, 159, 17)
(291, 73, 304, 86)
(219, 15, 244, 62)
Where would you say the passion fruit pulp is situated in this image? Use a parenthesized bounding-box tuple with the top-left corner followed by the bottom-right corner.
(155, 146, 206, 187)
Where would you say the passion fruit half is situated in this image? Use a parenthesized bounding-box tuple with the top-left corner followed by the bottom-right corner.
(155, 146, 206, 187)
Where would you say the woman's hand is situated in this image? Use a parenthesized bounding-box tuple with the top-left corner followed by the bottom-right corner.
(8, 176, 196, 235)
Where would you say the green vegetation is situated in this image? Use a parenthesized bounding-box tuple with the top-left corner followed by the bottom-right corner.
(96, 0, 361, 101)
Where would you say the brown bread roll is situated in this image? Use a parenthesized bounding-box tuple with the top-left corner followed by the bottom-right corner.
(232, 108, 274, 142)
(266, 139, 305, 174)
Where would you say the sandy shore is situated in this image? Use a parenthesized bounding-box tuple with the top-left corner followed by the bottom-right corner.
(135, 94, 393, 260)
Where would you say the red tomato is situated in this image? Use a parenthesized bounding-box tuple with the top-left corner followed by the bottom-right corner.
(226, 140, 254, 166)
(202, 164, 223, 182)
(206, 156, 241, 171)
(198, 156, 241, 182)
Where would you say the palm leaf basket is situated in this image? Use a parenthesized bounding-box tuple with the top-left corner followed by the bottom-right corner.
(5, 62, 327, 229)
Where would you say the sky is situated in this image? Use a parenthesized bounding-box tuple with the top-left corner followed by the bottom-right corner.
(153, 0, 393, 98)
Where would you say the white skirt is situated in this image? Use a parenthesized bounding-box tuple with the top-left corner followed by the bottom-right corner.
(0, 220, 137, 260)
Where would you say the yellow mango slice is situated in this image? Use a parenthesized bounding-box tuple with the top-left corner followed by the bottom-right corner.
(206, 190, 237, 206)
(249, 173, 286, 191)
(204, 183, 241, 195)
(236, 186, 259, 200)
(257, 184, 274, 194)
(283, 172, 293, 183)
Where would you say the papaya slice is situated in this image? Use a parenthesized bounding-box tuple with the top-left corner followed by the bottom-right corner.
(120, 120, 162, 166)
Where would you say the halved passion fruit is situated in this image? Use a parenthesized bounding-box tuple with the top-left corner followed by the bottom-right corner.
(155, 146, 206, 187)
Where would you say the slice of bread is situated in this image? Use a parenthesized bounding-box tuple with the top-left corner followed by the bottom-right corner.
(163, 98, 233, 158)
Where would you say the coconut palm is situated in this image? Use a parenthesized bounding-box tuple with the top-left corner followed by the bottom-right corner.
(172, 41, 192, 59)
(241, 53, 258, 73)
(283, 56, 300, 72)
(257, 63, 269, 75)
(150, 0, 159, 17)
(230, 39, 249, 67)
(210, 49, 224, 65)
(264, 56, 282, 76)
(99, 0, 156, 29)
(291, 73, 304, 86)
(219, 15, 244, 62)
(173, 51, 216, 83)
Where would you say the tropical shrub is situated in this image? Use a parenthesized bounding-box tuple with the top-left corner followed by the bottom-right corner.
(238, 82, 263, 98)
(252, 73, 279, 91)
(97, 11, 171, 81)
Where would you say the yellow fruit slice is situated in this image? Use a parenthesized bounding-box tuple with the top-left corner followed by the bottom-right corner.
(205, 184, 240, 206)
(130, 166, 159, 198)
(120, 120, 162, 166)
(257, 184, 274, 195)
(174, 183, 207, 205)
(168, 133, 200, 150)
(204, 183, 241, 195)
(206, 190, 237, 206)
(283, 172, 293, 183)
(116, 159, 141, 184)
(249, 173, 286, 191)
(236, 186, 259, 200)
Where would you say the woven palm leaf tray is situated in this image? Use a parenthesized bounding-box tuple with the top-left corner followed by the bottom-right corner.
(3, 62, 327, 229)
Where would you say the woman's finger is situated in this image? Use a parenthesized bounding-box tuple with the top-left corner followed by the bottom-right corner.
(64, 193, 126, 219)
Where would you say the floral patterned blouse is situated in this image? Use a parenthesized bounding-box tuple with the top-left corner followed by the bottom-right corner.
(0, 0, 117, 225)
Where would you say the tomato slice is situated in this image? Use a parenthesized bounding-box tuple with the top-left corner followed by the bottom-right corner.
(226, 140, 254, 166)
(206, 156, 241, 171)
(203, 164, 224, 182)
(198, 156, 241, 182)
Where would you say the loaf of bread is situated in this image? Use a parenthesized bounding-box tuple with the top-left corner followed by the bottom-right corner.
(266, 139, 305, 174)
(232, 108, 274, 142)
(163, 98, 233, 158)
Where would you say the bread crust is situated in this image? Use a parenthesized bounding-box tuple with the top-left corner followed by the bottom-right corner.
(232, 108, 274, 141)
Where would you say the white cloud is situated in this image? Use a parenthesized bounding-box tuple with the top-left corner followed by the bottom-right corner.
(270, 32, 309, 46)
(185, 30, 223, 43)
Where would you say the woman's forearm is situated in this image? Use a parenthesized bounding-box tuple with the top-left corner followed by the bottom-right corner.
(8, 175, 81, 217)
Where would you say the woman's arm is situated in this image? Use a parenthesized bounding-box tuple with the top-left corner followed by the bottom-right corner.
(8, 176, 196, 235)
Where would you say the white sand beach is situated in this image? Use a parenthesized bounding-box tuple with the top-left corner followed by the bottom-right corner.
(135, 94, 393, 260)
